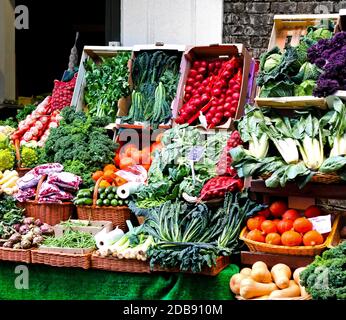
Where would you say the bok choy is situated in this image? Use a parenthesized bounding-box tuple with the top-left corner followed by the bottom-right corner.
(295, 114, 324, 170)
(260, 116, 299, 164)
(237, 106, 269, 159)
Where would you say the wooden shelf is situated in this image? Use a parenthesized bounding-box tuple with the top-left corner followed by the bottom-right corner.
(250, 179, 346, 200)
(241, 251, 315, 269)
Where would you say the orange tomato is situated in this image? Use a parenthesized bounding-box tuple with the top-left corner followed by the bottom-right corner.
(104, 164, 117, 172)
(103, 170, 116, 183)
(92, 171, 104, 182)
(119, 157, 136, 170)
(131, 150, 141, 164)
(114, 153, 121, 167)
(121, 143, 139, 155)
(99, 180, 111, 188)
(141, 163, 151, 171)
(141, 147, 151, 165)
(261, 220, 277, 235)
(151, 142, 163, 154)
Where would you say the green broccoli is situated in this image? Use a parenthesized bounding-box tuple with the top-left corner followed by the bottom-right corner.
(300, 242, 346, 300)
(0, 149, 15, 171)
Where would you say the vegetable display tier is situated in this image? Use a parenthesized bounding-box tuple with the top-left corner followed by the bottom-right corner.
(240, 214, 341, 256)
(20, 175, 74, 226)
(91, 254, 151, 273)
(76, 177, 131, 230)
(255, 14, 339, 109)
(0, 246, 31, 264)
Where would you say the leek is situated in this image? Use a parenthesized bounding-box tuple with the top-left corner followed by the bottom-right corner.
(238, 106, 269, 159)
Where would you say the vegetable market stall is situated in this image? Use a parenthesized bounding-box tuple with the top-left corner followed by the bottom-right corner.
(0, 261, 239, 300)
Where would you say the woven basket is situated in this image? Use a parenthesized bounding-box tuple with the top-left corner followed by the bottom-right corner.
(91, 254, 151, 273)
(31, 249, 91, 269)
(240, 214, 341, 256)
(153, 256, 230, 276)
(260, 172, 341, 184)
(0, 247, 31, 264)
(20, 175, 74, 225)
(76, 177, 131, 230)
(14, 139, 32, 177)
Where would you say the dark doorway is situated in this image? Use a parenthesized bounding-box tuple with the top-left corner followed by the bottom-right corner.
(15, 0, 120, 97)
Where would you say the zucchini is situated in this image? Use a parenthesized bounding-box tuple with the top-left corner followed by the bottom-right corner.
(77, 191, 92, 198)
(74, 198, 93, 206)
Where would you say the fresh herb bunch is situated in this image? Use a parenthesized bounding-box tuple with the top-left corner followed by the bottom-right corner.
(135, 192, 264, 273)
(122, 51, 180, 128)
(42, 228, 96, 249)
(84, 52, 131, 120)
(42, 107, 117, 187)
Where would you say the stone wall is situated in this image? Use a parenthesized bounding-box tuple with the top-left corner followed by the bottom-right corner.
(223, 0, 346, 59)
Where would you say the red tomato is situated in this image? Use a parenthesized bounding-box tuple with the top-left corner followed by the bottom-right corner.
(269, 201, 288, 218)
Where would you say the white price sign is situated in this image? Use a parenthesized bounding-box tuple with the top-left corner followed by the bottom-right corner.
(308, 214, 332, 234)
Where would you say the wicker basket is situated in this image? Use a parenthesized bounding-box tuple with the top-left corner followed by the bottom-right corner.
(14, 139, 32, 177)
(31, 249, 92, 269)
(76, 177, 131, 230)
(20, 175, 74, 225)
(240, 214, 341, 256)
(0, 247, 31, 264)
(153, 256, 230, 276)
(260, 172, 342, 185)
(91, 254, 151, 273)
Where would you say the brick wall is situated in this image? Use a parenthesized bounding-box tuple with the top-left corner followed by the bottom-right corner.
(223, 0, 346, 59)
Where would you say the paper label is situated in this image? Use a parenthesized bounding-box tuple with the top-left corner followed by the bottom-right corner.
(199, 112, 208, 129)
(309, 215, 332, 234)
(188, 146, 205, 162)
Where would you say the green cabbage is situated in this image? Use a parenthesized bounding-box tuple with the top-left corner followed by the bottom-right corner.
(263, 53, 282, 72)
(294, 80, 316, 96)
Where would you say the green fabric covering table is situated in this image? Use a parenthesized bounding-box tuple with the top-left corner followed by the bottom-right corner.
(0, 261, 239, 300)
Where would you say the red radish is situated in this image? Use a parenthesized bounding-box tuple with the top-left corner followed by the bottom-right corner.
(212, 88, 222, 97)
(189, 69, 198, 78)
(193, 61, 201, 68)
(196, 74, 204, 82)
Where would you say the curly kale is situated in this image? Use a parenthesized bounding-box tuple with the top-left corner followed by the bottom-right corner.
(41, 107, 117, 187)
(300, 242, 346, 300)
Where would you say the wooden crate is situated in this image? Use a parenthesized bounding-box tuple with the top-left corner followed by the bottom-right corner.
(71, 45, 133, 114)
(172, 43, 252, 130)
(255, 14, 339, 109)
(53, 220, 113, 237)
(114, 43, 186, 131)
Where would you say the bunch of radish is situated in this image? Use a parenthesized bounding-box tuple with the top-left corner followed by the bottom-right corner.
(175, 55, 243, 129)
(37, 111, 62, 147)
(216, 130, 243, 176)
(50, 76, 76, 111)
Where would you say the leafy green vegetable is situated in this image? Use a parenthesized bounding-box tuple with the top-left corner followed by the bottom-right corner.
(237, 105, 269, 159)
(0, 118, 17, 128)
(257, 46, 301, 87)
(123, 51, 180, 128)
(260, 80, 295, 98)
(140, 191, 264, 273)
(300, 242, 346, 300)
(134, 125, 227, 207)
(319, 156, 346, 174)
(16, 105, 36, 122)
(292, 62, 321, 83)
(0, 194, 24, 239)
(84, 52, 131, 121)
(41, 107, 117, 187)
(294, 80, 316, 96)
